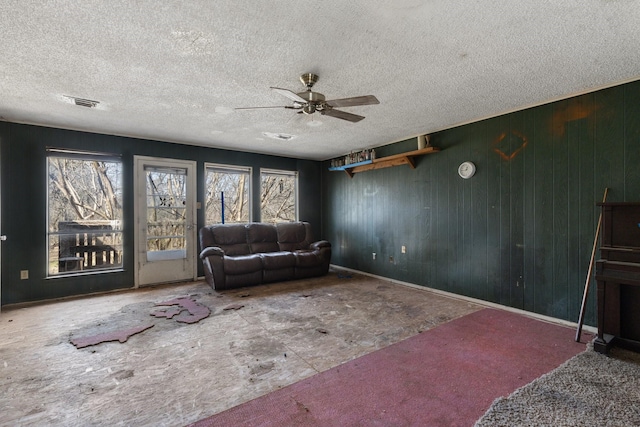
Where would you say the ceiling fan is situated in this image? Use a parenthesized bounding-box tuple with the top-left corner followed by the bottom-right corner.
(236, 73, 379, 123)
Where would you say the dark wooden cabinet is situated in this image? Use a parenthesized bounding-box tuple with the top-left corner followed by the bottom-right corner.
(594, 202, 640, 354)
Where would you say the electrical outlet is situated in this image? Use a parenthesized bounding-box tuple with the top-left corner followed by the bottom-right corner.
(20, 270, 29, 280)
(401, 245, 406, 254)
(372, 252, 376, 260)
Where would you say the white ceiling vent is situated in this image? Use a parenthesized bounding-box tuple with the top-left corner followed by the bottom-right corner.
(262, 132, 296, 141)
(64, 96, 100, 108)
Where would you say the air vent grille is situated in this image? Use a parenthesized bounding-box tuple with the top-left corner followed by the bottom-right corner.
(65, 96, 100, 108)
(262, 132, 296, 141)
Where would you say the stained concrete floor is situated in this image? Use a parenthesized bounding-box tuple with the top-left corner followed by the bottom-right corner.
(0, 270, 481, 426)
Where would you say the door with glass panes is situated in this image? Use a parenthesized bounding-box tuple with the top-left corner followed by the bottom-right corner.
(134, 156, 197, 286)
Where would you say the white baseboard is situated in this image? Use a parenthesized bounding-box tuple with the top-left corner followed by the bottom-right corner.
(329, 264, 598, 335)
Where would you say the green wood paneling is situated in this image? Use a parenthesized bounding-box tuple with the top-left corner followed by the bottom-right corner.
(624, 82, 640, 197)
(531, 103, 551, 317)
(485, 116, 504, 304)
(322, 79, 640, 325)
(468, 120, 488, 301)
(552, 100, 570, 320)
(509, 110, 527, 310)
(519, 108, 536, 314)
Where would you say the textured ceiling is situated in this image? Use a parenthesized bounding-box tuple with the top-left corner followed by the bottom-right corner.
(1, 1, 639, 160)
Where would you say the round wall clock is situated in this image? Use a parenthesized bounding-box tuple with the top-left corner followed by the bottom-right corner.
(458, 161, 476, 179)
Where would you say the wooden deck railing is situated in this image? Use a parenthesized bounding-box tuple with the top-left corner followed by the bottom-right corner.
(58, 221, 122, 272)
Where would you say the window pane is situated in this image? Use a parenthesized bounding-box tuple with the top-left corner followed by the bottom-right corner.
(205, 165, 251, 224)
(260, 170, 297, 223)
(145, 169, 187, 260)
(48, 157, 123, 275)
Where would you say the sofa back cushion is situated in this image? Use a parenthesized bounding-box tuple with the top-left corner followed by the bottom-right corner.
(277, 222, 312, 251)
(204, 224, 250, 256)
(246, 223, 279, 253)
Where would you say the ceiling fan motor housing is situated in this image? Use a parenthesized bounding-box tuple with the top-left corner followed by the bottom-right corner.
(297, 90, 326, 114)
(296, 90, 325, 103)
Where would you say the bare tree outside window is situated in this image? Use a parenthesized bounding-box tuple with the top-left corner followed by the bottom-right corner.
(205, 164, 251, 224)
(47, 154, 123, 275)
(260, 169, 297, 223)
(145, 167, 187, 254)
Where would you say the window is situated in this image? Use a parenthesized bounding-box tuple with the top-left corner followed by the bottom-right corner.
(204, 164, 251, 224)
(145, 165, 187, 259)
(260, 169, 298, 223)
(47, 149, 123, 275)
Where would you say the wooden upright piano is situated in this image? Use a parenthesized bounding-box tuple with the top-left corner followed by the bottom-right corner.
(594, 202, 640, 354)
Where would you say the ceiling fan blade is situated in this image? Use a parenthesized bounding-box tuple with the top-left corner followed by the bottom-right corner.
(270, 87, 308, 104)
(321, 108, 365, 123)
(235, 105, 300, 110)
(325, 95, 379, 108)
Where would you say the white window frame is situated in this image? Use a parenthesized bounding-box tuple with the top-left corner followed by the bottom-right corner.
(204, 163, 253, 224)
(46, 148, 123, 277)
(259, 168, 298, 223)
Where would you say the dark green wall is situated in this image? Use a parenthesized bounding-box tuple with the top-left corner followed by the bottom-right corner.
(0, 123, 322, 305)
(322, 80, 640, 326)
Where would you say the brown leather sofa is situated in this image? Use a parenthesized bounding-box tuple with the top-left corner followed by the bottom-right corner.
(199, 222, 331, 290)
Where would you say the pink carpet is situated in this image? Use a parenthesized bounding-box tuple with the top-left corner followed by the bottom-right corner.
(190, 308, 592, 426)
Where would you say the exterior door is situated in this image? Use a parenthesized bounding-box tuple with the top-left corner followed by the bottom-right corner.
(134, 156, 197, 286)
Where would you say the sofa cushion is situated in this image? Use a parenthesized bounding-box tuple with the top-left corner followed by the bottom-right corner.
(247, 223, 280, 253)
(277, 222, 312, 251)
(223, 254, 262, 275)
(211, 224, 250, 256)
(260, 251, 296, 270)
(294, 249, 322, 267)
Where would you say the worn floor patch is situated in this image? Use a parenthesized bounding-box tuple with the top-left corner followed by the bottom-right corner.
(68, 297, 210, 349)
(152, 296, 211, 324)
(70, 323, 154, 349)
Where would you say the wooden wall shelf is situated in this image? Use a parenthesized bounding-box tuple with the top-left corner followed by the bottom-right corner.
(330, 146, 440, 178)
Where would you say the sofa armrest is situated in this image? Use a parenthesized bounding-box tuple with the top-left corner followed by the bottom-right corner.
(310, 240, 331, 251)
(200, 246, 227, 289)
(200, 246, 225, 259)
